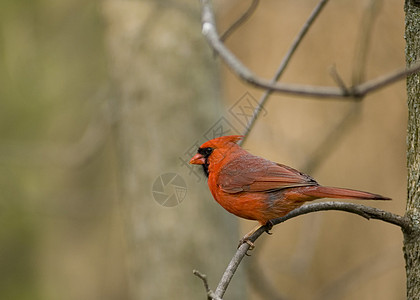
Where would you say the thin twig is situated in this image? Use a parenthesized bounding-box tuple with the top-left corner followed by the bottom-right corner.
(220, 0, 260, 42)
(200, 0, 420, 98)
(240, 0, 330, 144)
(329, 65, 350, 95)
(351, 64, 419, 95)
(193, 270, 222, 300)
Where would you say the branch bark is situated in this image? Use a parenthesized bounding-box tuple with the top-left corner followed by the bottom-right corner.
(403, 1, 420, 299)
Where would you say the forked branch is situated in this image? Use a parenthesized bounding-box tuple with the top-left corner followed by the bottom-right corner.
(194, 201, 409, 299)
(200, 0, 420, 99)
(195, 1, 412, 299)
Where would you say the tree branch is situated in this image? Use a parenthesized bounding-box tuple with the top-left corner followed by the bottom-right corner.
(240, 0, 330, 143)
(269, 201, 409, 229)
(197, 1, 413, 298)
(207, 201, 410, 299)
(200, 0, 420, 99)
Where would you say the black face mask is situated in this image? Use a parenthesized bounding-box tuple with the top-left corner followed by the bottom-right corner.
(197, 147, 214, 177)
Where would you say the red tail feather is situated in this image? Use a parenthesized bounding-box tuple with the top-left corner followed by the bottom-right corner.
(304, 186, 390, 200)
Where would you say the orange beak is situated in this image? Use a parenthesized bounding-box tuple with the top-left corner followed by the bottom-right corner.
(190, 153, 206, 165)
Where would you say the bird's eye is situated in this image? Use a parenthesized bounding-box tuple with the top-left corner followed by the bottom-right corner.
(198, 147, 214, 157)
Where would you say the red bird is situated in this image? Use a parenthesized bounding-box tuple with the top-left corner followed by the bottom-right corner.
(190, 135, 390, 245)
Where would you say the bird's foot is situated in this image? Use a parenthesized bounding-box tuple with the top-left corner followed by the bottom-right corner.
(238, 225, 261, 251)
(238, 222, 275, 253)
(238, 237, 255, 256)
(238, 237, 255, 249)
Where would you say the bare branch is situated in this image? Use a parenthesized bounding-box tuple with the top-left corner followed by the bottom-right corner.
(208, 201, 409, 298)
(240, 0, 330, 143)
(200, 0, 420, 99)
(351, 64, 420, 95)
(329, 65, 350, 94)
(269, 202, 410, 230)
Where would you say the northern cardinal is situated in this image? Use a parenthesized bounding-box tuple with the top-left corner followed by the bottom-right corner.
(190, 135, 390, 246)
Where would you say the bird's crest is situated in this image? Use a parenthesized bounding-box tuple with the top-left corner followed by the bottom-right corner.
(200, 135, 244, 149)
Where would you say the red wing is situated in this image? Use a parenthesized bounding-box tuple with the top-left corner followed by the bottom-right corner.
(218, 154, 318, 194)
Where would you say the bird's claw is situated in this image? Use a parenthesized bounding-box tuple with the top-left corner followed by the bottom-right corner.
(240, 239, 255, 256)
(245, 241, 255, 255)
(238, 238, 255, 254)
(265, 220, 274, 235)
(244, 239, 255, 250)
(237, 221, 275, 253)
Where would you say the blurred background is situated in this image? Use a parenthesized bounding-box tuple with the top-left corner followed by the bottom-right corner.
(0, 0, 406, 299)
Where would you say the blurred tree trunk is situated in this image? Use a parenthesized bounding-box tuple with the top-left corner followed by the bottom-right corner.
(404, 1, 420, 299)
(102, 1, 244, 299)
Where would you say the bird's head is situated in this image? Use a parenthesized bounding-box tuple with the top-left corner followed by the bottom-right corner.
(189, 135, 243, 177)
